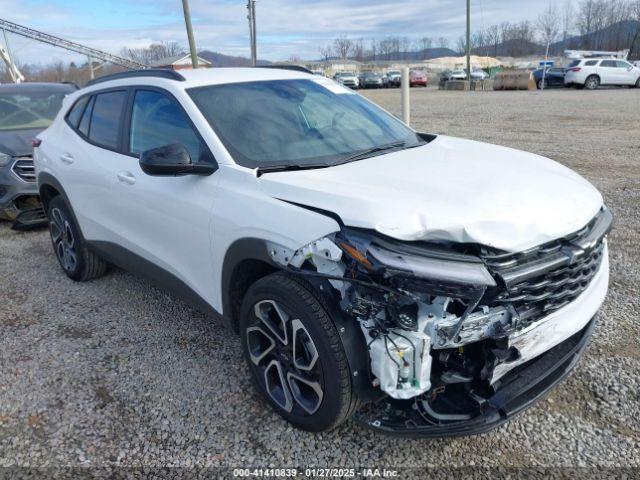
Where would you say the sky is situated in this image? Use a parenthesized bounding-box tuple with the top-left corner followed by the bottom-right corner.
(3, 0, 555, 66)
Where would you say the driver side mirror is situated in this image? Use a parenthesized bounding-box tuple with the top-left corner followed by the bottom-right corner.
(139, 144, 216, 176)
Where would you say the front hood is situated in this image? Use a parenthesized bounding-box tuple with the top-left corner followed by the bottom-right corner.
(258, 135, 604, 253)
(0, 128, 43, 157)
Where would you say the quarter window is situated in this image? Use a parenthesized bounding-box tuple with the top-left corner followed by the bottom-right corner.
(129, 89, 207, 162)
(66, 96, 89, 128)
(88, 90, 127, 150)
(584, 60, 598, 66)
(78, 96, 94, 137)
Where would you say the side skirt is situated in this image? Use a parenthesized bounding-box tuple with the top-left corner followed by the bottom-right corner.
(88, 240, 226, 326)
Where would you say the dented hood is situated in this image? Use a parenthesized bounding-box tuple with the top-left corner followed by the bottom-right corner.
(258, 135, 603, 253)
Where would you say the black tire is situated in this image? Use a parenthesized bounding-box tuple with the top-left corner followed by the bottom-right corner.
(584, 75, 600, 90)
(240, 273, 357, 432)
(47, 196, 108, 282)
(635, 77, 640, 88)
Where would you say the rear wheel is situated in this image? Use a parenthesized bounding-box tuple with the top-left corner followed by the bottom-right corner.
(584, 75, 600, 90)
(48, 196, 108, 282)
(240, 273, 357, 432)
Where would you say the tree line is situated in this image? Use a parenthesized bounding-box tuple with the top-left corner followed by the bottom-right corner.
(318, 0, 640, 61)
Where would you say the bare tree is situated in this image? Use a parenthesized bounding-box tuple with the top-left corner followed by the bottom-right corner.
(537, 4, 561, 90)
(456, 35, 467, 54)
(437, 37, 449, 49)
(318, 45, 333, 63)
(561, 0, 575, 51)
(121, 41, 185, 65)
(333, 37, 354, 60)
(485, 24, 500, 56)
(420, 36, 432, 59)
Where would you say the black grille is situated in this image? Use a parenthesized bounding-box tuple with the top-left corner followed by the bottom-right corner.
(484, 209, 611, 327)
(12, 157, 36, 182)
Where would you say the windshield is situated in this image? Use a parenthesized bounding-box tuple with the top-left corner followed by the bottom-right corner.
(188, 79, 423, 169)
(0, 90, 68, 131)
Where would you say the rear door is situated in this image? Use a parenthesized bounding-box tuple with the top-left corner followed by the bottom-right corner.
(57, 89, 129, 242)
(107, 87, 219, 304)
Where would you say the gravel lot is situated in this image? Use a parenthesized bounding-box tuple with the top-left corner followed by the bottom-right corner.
(1, 87, 639, 473)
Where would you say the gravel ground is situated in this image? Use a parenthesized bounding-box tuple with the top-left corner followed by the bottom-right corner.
(1, 87, 639, 474)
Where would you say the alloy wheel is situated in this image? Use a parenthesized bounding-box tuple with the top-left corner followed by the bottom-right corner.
(246, 300, 324, 415)
(50, 207, 77, 272)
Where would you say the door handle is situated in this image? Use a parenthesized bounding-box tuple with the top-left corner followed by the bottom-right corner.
(116, 171, 136, 185)
(60, 153, 74, 164)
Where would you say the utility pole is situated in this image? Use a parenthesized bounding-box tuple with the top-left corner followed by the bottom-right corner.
(247, 0, 257, 66)
(466, 0, 471, 82)
(182, 0, 199, 69)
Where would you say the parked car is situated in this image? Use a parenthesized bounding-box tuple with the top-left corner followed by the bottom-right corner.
(445, 69, 488, 82)
(409, 70, 428, 87)
(359, 71, 384, 89)
(333, 72, 359, 89)
(35, 68, 611, 437)
(0, 82, 77, 228)
(564, 58, 640, 89)
(533, 67, 566, 89)
(386, 70, 402, 87)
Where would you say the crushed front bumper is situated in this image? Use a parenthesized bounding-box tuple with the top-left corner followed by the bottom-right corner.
(0, 158, 46, 229)
(354, 315, 597, 437)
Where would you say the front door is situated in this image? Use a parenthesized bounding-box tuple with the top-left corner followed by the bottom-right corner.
(107, 88, 219, 305)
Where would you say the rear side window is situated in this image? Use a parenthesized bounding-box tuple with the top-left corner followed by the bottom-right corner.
(584, 60, 598, 66)
(600, 60, 616, 67)
(78, 96, 94, 137)
(568, 60, 580, 68)
(88, 91, 127, 150)
(66, 96, 89, 128)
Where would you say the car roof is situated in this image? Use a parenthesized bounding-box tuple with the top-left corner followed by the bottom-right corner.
(80, 68, 315, 94)
(0, 82, 78, 93)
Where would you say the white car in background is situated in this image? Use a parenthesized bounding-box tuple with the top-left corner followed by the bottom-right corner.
(564, 58, 640, 89)
(333, 72, 359, 89)
(35, 68, 610, 437)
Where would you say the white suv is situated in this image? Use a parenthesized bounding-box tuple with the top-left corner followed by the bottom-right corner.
(565, 58, 640, 89)
(34, 68, 611, 436)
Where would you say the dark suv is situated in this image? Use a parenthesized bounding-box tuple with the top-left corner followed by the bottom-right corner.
(0, 82, 77, 228)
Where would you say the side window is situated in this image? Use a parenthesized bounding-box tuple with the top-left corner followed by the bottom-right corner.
(584, 60, 598, 66)
(129, 89, 208, 163)
(616, 60, 630, 68)
(88, 90, 127, 150)
(66, 96, 89, 128)
(78, 96, 94, 137)
(600, 60, 616, 68)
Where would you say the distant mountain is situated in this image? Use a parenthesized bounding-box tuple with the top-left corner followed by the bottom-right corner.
(550, 19, 639, 54)
(471, 20, 639, 58)
(198, 50, 271, 67)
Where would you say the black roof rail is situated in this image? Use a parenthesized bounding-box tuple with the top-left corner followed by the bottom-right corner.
(257, 64, 314, 74)
(85, 69, 186, 87)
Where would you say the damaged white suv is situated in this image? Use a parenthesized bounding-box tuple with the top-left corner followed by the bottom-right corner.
(35, 68, 611, 436)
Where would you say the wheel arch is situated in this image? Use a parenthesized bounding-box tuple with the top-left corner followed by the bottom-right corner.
(221, 238, 280, 332)
(37, 172, 84, 239)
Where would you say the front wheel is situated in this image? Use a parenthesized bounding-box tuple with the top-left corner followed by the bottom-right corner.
(240, 273, 358, 432)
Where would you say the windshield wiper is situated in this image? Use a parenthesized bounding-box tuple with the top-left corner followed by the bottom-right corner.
(256, 163, 330, 176)
(341, 141, 407, 163)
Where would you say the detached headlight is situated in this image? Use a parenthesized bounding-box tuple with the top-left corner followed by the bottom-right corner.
(367, 244, 496, 287)
(0, 152, 12, 167)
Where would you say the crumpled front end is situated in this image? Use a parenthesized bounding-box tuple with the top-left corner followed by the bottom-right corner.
(269, 207, 611, 436)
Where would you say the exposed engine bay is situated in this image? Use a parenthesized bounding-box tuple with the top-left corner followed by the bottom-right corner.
(266, 208, 611, 433)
